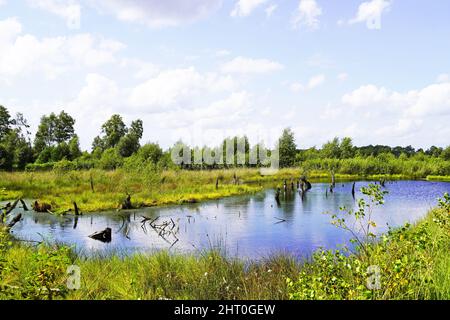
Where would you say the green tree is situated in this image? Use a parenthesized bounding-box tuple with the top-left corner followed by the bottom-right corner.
(101, 114, 128, 149)
(340, 137, 355, 159)
(442, 146, 450, 161)
(117, 134, 140, 157)
(277, 128, 297, 168)
(68, 136, 82, 159)
(322, 137, 341, 159)
(99, 148, 123, 170)
(0, 105, 12, 139)
(34, 111, 76, 153)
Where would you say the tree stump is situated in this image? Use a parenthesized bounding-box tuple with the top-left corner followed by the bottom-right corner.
(88, 227, 112, 243)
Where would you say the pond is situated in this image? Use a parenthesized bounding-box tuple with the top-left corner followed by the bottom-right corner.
(4, 180, 450, 260)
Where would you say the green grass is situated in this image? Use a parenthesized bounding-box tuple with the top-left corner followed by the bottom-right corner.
(427, 175, 450, 182)
(1, 206, 448, 300)
(2, 167, 446, 213)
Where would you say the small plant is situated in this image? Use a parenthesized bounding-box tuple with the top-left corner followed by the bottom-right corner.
(330, 183, 388, 260)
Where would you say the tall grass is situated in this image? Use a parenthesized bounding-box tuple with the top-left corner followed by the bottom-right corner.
(1, 205, 449, 300)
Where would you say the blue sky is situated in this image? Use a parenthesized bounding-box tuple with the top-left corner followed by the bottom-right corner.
(1, 0, 450, 151)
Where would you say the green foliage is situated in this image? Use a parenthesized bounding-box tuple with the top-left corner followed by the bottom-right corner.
(277, 128, 297, 168)
(34, 111, 75, 153)
(287, 197, 450, 300)
(98, 148, 123, 170)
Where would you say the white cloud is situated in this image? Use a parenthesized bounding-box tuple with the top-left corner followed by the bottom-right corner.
(290, 82, 304, 93)
(215, 49, 231, 57)
(437, 73, 449, 83)
(221, 56, 284, 74)
(291, 0, 322, 30)
(231, 0, 268, 17)
(289, 74, 326, 93)
(0, 18, 125, 80)
(307, 74, 325, 89)
(27, 0, 81, 29)
(90, 0, 222, 28)
(265, 4, 277, 18)
(340, 81, 450, 128)
(349, 0, 391, 30)
(129, 67, 235, 112)
(0, 17, 21, 44)
(119, 58, 160, 80)
(0, 0, 6, 6)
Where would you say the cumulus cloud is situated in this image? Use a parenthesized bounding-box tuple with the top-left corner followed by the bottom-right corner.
(336, 81, 450, 143)
(0, 17, 125, 80)
(349, 0, 391, 30)
(437, 73, 449, 83)
(290, 74, 326, 92)
(129, 67, 235, 112)
(230, 0, 268, 17)
(291, 0, 322, 30)
(90, 0, 222, 28)
(221, 56, 284, 74)
(27, 0, 81, 29)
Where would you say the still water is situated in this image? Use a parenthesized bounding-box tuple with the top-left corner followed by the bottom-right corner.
(5, 180, 450, 259)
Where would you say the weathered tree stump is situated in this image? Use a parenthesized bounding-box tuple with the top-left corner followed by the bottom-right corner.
(32, 201, 52, 213)
(121, 194, 133, 210)
(88, 227, 112, 243)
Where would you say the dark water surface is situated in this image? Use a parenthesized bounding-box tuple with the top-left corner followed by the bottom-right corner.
(5, 180, 450, 259)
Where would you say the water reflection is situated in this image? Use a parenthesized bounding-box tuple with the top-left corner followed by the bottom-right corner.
(5, 180, 450, 260)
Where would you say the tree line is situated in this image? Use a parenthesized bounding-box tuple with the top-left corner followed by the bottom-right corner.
(0, 105, 449, 171)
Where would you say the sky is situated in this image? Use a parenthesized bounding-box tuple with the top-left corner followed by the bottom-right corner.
(0, 0, 450, 151)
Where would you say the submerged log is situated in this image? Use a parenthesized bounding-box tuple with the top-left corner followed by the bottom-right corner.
(88, 227, 112, 243)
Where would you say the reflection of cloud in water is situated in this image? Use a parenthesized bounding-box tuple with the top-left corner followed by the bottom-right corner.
(8, 181, 450, 259)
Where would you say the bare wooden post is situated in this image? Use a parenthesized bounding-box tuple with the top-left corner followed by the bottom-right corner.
(73, 202, 80, 216)
(352, 182, 356, 199)
(216, 177, 219, 190)
(90, 173, 95, 193)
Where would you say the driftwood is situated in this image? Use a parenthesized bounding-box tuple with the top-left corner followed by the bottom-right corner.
(32, 201, 52, 213)
(140, 216, 179, 247)
(7, 213, 22, 228)
(88, 227, 112, 243)
(19, 199, 29, 211)
(4, 199, 20, 216)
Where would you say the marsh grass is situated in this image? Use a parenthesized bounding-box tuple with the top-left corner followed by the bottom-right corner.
(1, 204, 449, 300)
(2, 167, 441, 213)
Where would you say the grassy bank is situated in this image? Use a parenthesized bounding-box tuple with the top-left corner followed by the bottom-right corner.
(1, 201, 448, 300)
(2, 168, 448, 213)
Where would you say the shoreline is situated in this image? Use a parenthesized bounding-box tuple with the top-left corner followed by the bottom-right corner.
(1, 169, 449, 214)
